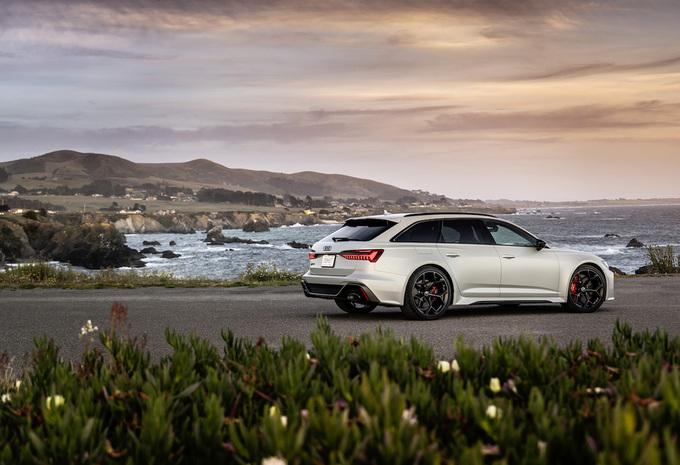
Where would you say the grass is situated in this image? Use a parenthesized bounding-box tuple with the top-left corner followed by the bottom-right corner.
(0, 261, 303, 289)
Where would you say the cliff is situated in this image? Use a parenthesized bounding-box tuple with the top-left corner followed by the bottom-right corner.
(108, 212, 319, 234)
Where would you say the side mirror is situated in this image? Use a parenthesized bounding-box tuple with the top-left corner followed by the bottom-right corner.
(536, 240, 547, 251)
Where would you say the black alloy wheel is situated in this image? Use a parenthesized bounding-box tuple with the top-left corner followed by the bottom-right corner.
(401, 266, 452, 320)
(564, 265, 606, 313)
(335, 299, 377, 314)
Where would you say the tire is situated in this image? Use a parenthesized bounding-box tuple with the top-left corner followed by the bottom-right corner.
(400, 266, 452, 320)
(335, 299, 377, 314)
(564, 265, 606, 313)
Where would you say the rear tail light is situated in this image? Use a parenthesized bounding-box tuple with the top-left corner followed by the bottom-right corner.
(339, 250, 383, 262)
(309, 253, 317, 260)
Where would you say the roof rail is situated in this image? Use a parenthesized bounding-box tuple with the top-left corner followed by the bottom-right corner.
(403, 212, 497, 218)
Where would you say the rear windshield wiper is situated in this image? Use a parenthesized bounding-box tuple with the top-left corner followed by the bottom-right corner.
(332, 237, 350, 242)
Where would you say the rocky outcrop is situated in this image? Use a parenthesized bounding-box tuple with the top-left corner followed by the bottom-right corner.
(50, 222, 145, 269)
(626, 238, 644, 248)
(140, 247, 159, 254)
(0, 219, 36, 259)
(108, 211, 320, 234)
(287, 241, 310, 249)
(609, 266, 626, 275)
(205, 226, 228, 245)
(204, 226, 268, 245)
(243, 218, 270, 232)
(114, 215, 166, 234)
(161, 250, 181, 259)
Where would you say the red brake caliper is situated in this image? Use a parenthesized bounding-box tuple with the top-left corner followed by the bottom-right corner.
(570, 276, 579, 294)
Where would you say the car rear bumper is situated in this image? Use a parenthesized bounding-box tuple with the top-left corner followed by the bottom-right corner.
(302, 270, 407, 306)
(301, 280, 379, 305)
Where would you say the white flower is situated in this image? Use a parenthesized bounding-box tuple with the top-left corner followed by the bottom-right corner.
(1, 394, 10, 403)
(401, 407, 418, 426)
(586, 387, 608, 395)
(79, 320, 98, 338)
(538, 440, 547, 455)
(262, 457, 287, 465)
(280, 415, 288, 427)
(438, 360, 450, 373)
(486, 404, 502, 419)
(489, 378, 501, 394)
(46, 395, 65, 410)
(451, 360, 460, 372)
(15, 380, 21, 389)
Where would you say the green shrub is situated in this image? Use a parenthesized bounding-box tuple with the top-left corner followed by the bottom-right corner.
(645, 244, 679, 274)
(2, 313, 680, 464)
(21, 210, 38, 221)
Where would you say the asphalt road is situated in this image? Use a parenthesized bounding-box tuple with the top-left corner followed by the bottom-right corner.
(1, 276, 678, 366)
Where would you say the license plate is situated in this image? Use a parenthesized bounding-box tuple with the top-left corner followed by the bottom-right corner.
(321, 254, 336, 268)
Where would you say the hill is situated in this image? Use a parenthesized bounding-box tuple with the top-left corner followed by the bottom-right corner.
(0, 150, 414, 200)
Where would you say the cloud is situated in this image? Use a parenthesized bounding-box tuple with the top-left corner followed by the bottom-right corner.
(427, 101, 680, 132)
(512, 55, 680, 81)
(67, 46, 171, 60)
(0, 0, 630, 32)
(304, 105, 462, 121)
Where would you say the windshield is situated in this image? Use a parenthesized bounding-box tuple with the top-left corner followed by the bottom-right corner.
(331, 219, 397, 242)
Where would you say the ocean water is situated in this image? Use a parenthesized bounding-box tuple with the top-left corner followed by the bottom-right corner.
(120, 204, 679, 279)
(498, 204, 680, 274)
(123, 223, 341, 280)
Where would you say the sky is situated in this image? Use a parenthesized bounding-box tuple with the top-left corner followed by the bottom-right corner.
(1, 0, 679, 202)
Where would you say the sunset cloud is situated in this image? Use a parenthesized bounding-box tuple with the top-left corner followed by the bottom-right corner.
(1, 0, 679, 200)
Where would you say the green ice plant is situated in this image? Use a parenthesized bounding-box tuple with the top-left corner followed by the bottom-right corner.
(2, 309, 680, 464)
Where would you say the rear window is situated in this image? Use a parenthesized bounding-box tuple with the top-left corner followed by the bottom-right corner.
(330, 219, 396, 242)
(392, 220, 440, 243)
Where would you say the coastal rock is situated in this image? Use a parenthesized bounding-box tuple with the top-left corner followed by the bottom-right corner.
(243, 218, 270, 232)
(50, 222, 145, 269)
(287, 241, 310, 249)
(140, 247, 159, 254)
(169, 241, 176, 246)
(609, 266, 626, 275)
(635, 265, 650, 274)
(224, 236, 268, 245)
(167, 215, 197, 234)
(143, 240, 161, 246)
(113, 214, 166, 234)
(205, 226, 228, 245)
(626, 238, 644, 248)
(0, 219, 36, 259)
(161, 250, 181, 259)
(604, 233, 621, 238)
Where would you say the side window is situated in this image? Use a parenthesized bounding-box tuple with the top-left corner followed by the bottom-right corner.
(440, 220, 487, 244)
(484, 220, 536, 247)
(393, 220, 440, 243)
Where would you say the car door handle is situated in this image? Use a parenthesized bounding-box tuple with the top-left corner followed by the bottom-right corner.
(445, 253, 460, 258)
(501, 254, 515, 260)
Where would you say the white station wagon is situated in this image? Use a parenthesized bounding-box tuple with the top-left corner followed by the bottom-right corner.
(302, 212, 614, 320)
